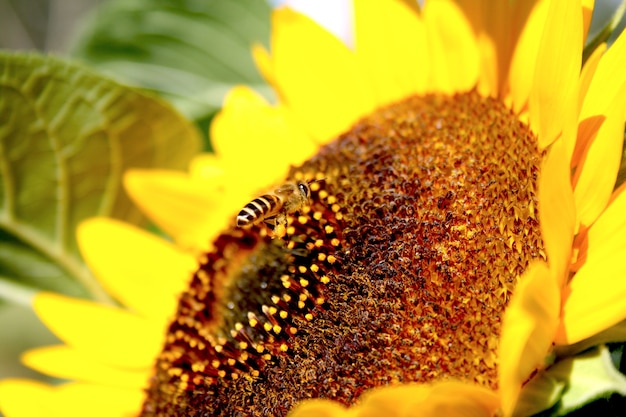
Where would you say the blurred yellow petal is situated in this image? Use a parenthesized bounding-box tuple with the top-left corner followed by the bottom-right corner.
(124, 169, 229, 252)
(581, 0, 595, 41)
(251, 42, 276, 88)
(353, 0, 429, 103)
(0, 380, 143, 417)
(0, 380, 52, 417)
(358, 384, 430, 417)
(580, 11, 626, 120)
(538, 138, 576, 286)
(416, 382, 500, 417)
(499, 261, 560, 416)
(572, 100, 625, 228)
(291, 382, 499, 417)
(576, 43, 605, 123)
(77, 218, 195, 323)
(268, 7, 375, 142)
(289, 399, 353, 417)
(52, 383, 143, 417)
(422, 0, 479, 93)
(21, 346, 149, 389)
(34, 293, 162, 369)
(474, 33, 498, 97)
(508, 0, 549, 113)
(456, 1, 540, 97)
(575, 28, 626, 163)
(529, 0, 581, 148)
(210, 86, 317, 184)
(557, 184, 626, 344)
(360, 382, 498, 417)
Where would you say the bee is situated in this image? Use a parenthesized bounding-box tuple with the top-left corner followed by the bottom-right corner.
(236, 181, 315, 233)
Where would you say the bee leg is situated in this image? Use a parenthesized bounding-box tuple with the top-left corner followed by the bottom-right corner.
(272, 213, 288, 239)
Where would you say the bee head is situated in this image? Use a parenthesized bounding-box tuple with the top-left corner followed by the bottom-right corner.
(297, 182, 311, 198)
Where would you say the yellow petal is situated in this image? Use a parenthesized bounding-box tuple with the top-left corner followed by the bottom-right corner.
(508, 0, 550, 113)
(359, 382, 498, 417)
(290, 383, 499, 417)
(529, 0, 582, 148)
(538, 137, 576, 286)
(360, 382, 497, 417)
(581, 0, 595, 43)
(0, 380, 143, 417)
(499, 261, 560, 416)
(557, 184, 626, 344)
(576, 43, 606, 123)
(456, 1, 540, 97)
(574, 27, 626, 163)
(251, 42, 276, 88)
(353, 0, 429, 103)
(21, 345, 149, 389)
(289, 399, 353, 417)
(33, 292, 162, 369)
(572, 99, 625, 228)
(77, 218, 195, 323)
(53, 382, 142, 417)
(0, 379, 52, 417)
(124, 169, 229, 252)
(474, 33, 498, 98)
(211, 86, 317, 181)
(415, 382, 500, 417)
(422, 0, 480, 94)
(268, 7, 374, 143)
(358, 384, 430, 416)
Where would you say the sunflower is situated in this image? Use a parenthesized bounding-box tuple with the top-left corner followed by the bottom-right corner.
(2, 0, 626, 416)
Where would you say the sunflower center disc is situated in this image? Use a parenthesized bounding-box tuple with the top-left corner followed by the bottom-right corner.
(142, 90, 544, 416)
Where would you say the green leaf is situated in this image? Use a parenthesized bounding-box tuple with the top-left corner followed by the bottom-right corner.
(554, 346, 626, 416)
(518, 346, 626, 416)
(0, 52, 201, 303)
(69, 0, 272, 124)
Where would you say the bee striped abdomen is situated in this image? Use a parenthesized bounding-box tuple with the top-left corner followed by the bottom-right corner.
(236, 194, 281, 227)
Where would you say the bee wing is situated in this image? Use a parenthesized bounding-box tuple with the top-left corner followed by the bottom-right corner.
(274, 183, 297, 197)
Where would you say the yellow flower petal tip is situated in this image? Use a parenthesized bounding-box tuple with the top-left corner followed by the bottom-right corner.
(499, 261, 560, 415)
(290, 382, 500, 417)
(33, 292, 163, 369)
(123, 168, 229, 251)
(0, 379, 52, 417)
(289, 399, 351, 417)
(77, 217, 195, 321)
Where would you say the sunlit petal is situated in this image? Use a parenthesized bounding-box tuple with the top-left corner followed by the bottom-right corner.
(21, 346, 149, 389)
(422, 0, 479, 93)
(77, 218, 195, 323)
(529, 0, 582, 148)
(574, 28, 626, 164)
(557, 184, 626, 344)
(33, 293, 162, 369)
(538, 138, 576, 285)
(210, 86, 318, 183)
(499, 261, 560, 416)
(572, 101, 625, 228)
(268, 7, 375, 142)
(353, 0, 429, 103)
(508, 0, 549, 113)
(124, 169, 229, 252)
